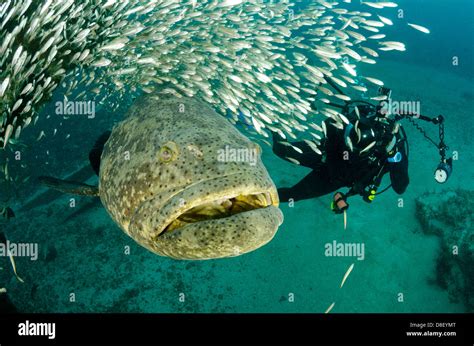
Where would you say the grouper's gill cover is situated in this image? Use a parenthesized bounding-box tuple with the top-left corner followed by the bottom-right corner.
(99, 95, 283, 260)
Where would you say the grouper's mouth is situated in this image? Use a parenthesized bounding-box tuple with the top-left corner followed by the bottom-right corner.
(129, 174, 283, 260)
(161, 192, 274, 234)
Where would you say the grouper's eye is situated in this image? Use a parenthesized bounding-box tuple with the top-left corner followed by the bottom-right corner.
(159, 141, 179, 163)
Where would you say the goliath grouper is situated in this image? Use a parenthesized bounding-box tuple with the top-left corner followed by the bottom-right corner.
(40, 95, 283, 260)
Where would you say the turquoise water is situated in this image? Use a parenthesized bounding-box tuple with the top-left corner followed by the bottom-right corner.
(1, 0, 473, 313)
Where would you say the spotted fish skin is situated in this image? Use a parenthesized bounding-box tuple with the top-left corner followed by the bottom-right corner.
(99, 95, 282, 260)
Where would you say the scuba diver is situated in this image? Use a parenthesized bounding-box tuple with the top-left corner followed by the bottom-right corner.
(272, 84, 452, 215)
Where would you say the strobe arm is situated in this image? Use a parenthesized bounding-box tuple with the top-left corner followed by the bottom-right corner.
(395, 112, 453, 184)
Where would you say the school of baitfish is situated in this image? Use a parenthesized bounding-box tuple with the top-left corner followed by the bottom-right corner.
(0, 0, 430, 157)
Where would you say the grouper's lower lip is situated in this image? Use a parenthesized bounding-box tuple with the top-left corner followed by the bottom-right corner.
(143, 174, 283, 259)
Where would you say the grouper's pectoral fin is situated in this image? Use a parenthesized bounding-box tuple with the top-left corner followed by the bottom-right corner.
(89, 130, 112, 176)
(38, 176, 99, 197)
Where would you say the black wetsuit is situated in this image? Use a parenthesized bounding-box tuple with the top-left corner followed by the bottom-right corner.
(273, 119, 409, 202)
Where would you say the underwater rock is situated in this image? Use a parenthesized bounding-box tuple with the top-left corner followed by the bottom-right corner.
(0, 231, 18, 313)
(44, 244, 57, 263)
(415, 189, 474, 311)
(0, 288, 18, 313)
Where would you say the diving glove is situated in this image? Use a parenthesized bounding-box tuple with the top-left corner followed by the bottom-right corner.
(331, 192, 349, 214)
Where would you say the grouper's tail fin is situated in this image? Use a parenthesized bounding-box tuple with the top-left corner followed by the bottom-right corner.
(38, 176, 100, 197)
